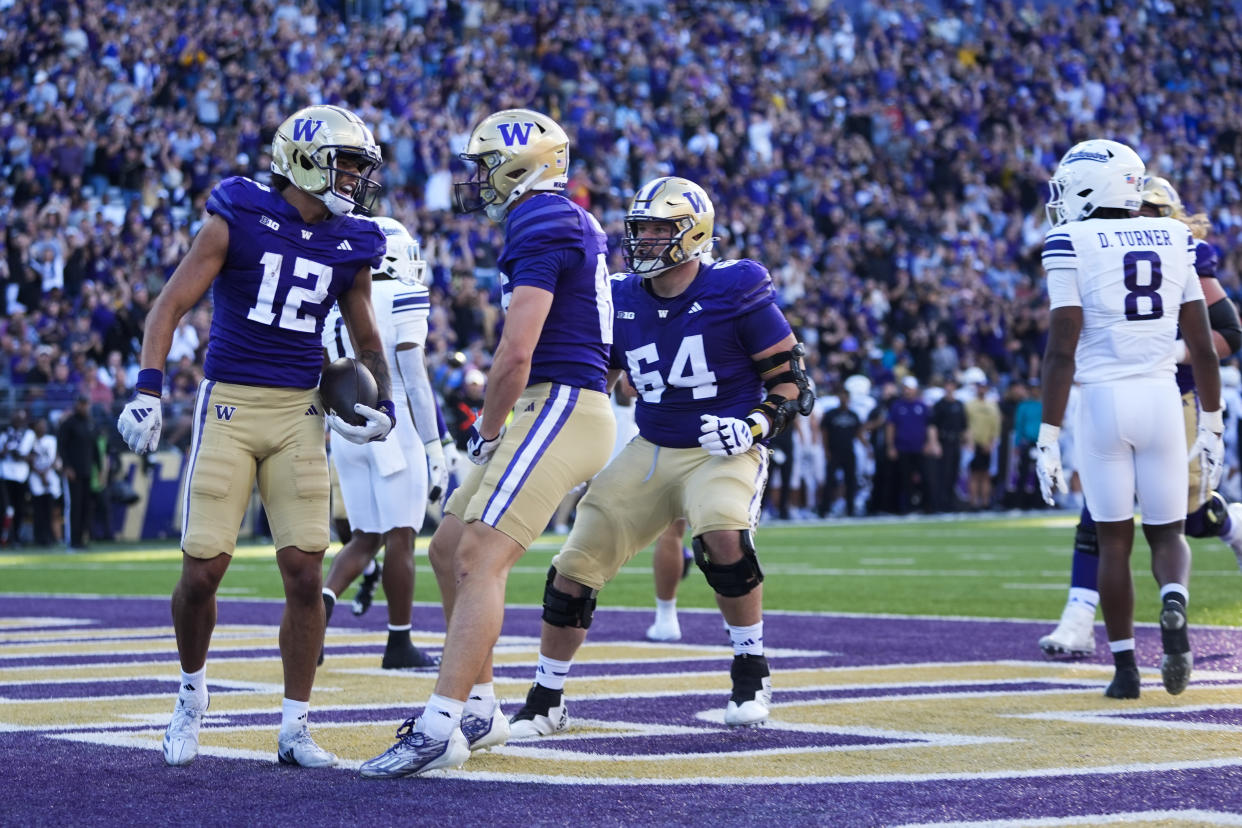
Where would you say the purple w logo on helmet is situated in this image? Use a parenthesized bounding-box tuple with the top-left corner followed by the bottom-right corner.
(497, 122, 534, 146)
(292, 119, 323, 142)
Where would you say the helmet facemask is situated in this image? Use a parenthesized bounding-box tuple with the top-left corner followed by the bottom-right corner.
(624, 216, 703, 277)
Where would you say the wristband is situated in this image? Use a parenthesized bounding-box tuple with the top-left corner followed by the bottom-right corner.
(1037, 422, 1060, 446)
(137, 368, 164, 397)
(376, 399, 396, 424)
(1201, 409, 1224, 433)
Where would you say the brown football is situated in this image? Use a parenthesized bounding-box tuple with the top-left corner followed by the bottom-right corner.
(319, 357, 379, 426)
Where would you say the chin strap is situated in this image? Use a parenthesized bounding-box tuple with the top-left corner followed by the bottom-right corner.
(485, 163, 552, 222)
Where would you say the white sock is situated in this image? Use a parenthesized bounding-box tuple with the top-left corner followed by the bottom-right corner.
(1109, 638, 1136, 653)
(1067, 587, 1099, 612)
(280, 698, 309, 737)
(654, 598, 677, 623)
(178, 667, 208, 708)
(728, 621, 764, 657)
(361, 560, 378, 577)
(464, 682, 496, 717)
(1160, 583, 1189, 606)
(535, 654, 573, 691)
(421, 694, 464, 741)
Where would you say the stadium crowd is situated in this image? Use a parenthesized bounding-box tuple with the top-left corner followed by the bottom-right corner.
(1, 0, 1241, 545)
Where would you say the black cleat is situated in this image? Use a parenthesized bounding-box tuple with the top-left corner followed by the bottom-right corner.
(508, 683, 569, 738)
(1159, 600, 1193, 695)
(725, 654, 772, 725)
(352, 562, 382, 616)
(381, 642, 440, 670)
(1105, 666, 1142, 699)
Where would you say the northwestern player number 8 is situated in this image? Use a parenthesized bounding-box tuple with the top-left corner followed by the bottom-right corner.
(1122, 250, 1163, 321)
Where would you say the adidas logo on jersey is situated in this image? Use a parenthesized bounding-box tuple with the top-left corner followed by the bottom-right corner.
(689, 302, 703, 314)
(337, 240, 353, 251)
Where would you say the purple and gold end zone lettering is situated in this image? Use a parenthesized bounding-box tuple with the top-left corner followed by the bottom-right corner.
(3, 597, 1242, 825)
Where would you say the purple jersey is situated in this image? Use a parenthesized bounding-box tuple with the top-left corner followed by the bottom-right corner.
(611, 258, 792, 448)
(497, 194, 612, 393)
(1176, 237, 1223, 394)
(202, 177, 385, 388)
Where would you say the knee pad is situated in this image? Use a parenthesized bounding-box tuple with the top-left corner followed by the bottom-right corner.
(693, 532, 764, 598)
(540, 566, 598, 629)
(1073, 520, 1099, 558)
(1186, 492, 1228, 538)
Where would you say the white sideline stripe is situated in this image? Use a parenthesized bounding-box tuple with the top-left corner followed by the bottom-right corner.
(893, 811, 1242, 828)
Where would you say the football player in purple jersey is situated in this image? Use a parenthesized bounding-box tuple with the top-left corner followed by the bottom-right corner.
(1038, 175, 1242, 672)
(116, 105, 396, 769)
(361, 109, 617, 778)
(503, 176, 813, 738)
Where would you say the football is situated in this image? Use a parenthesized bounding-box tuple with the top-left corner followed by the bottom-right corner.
(319, 357, 380, 426)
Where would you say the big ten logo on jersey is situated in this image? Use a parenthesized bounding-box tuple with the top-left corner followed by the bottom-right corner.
(214, 404, 236, 421)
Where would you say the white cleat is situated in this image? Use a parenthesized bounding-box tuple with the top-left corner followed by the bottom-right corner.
(359, 718, 469, 779)
(1225, 503, 1242, 568)
(508, 684, 570, 739)
(645, 617, 682, 642)
(1039, 602, 1097, 656)
(277, 726, 338, 768)
(724, 654, 772, 727)
(163, 696, 208, 767)
(461, 704, 509, 752)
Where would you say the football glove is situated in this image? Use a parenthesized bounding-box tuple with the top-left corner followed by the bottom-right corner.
(466, 423, 504, 465)
(327, 400, 395, 445)
(1035, 423, 1068, 506)
(117, 393, 163, 454)
(699, 414, 755, 457)
(1190, 409, 1226, 490)
(442, 440, 461, 477)
(424, 438, 448, 502)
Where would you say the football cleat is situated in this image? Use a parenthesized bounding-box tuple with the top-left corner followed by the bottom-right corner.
(381, 642, 440, 670)
(645, 617, 682, 642)
(359, 718, 470, 779)
(1038, 602, 1097, 657)
(1226, 503, 1242, 567)
(461, 704, 509, 752)
(1159, 600, 1193, 695)
(725, 654, 772, 726)
(1104, 666, 1142, 700)
(163, 695, 208, 767)
(277, 726, 338, 768)
(508, 683, 570, 739)
(352, 562, 383, 616)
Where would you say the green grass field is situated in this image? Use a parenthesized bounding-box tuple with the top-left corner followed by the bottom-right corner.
(5, 514, 1242, 625)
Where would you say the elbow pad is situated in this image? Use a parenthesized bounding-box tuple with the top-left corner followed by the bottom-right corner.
(1208, 298, 1242, 357)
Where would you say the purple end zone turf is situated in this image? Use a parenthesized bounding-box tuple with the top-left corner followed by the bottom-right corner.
(3, 595, 1242, 826)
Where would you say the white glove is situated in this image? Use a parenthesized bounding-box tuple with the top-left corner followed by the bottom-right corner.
(1035, 423, 1068, 506)
(1190, 408, 1226, 490)
(442, 440, 461, 476)
(466, 423, 504, 465)
(699, 414, 756, 456)
(117, 393, 163, 454)
(424, 438, 448, 502)
(326, 401, 395, 445)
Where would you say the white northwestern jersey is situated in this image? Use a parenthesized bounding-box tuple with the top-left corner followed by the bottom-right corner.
(321, 279, 431, 398)
(1043, 216, 1203, 385)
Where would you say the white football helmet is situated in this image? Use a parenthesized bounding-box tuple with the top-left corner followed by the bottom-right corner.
(623, 176, 715, 278)
(371, 216, 426, 286)
(1046, 139, 1144, 226)
(453, 109, 569, 222)
(271, 105, 382, 216)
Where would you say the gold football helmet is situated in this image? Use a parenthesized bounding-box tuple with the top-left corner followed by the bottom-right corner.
(271, 105, 382, 215)
(453, 109, 569, 222)
(623, 176, 715, 277)
(1142, 175, 1210, 239)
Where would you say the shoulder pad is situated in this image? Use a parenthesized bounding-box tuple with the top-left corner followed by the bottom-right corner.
(206, 176, 267, 225)
(706, 259, 776, 316)
(504, 196, 590, 259)
(1195, 238, 1219, 280)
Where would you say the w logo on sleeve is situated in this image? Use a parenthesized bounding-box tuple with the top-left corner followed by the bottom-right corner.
(292, 119, 323, 143)
(497, 122, 534, 147)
